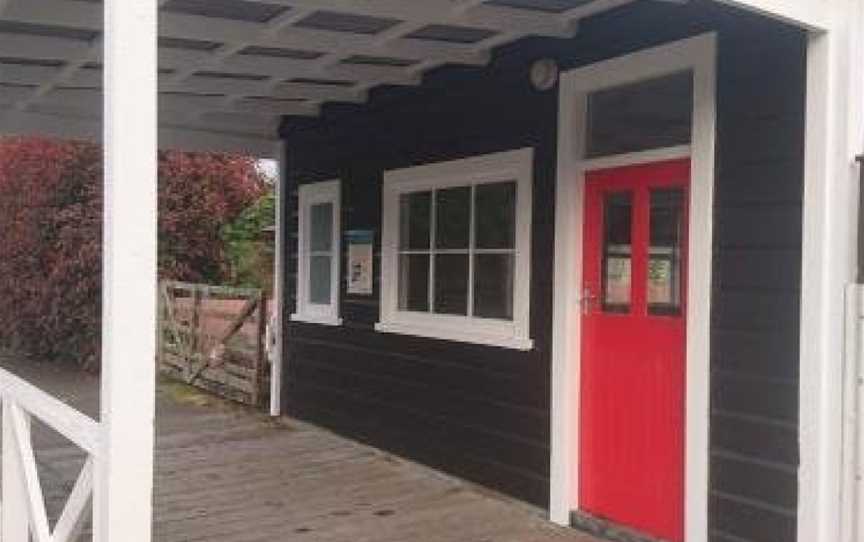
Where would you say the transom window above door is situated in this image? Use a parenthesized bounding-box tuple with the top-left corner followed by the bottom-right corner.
(586, 70, 693, 159)
(377, 149, 534, 350)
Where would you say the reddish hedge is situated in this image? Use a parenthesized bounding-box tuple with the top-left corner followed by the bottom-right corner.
(0, 137, 266, 368)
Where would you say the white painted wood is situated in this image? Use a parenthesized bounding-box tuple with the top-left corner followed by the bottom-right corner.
(840, 284, 863, 542)
(550, 35, 717, 542)
(2, 399, 30, 542)
(798, 3, 864, 539)
(0, 0, 634, 130)
(9, 403, 51, 542)
(0, 368, 100, 454)
(711, 0, 834, 30)
(377, 148, 534, 350)
(292, 179, 342, 326)
(270, 141, 287, 417)
(52, 457, 94, 542)
(578, 145, 692, 173)
(94, 1, 158, 541)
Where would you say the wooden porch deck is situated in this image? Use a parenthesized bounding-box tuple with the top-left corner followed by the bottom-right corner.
(0, 356, 596, 542)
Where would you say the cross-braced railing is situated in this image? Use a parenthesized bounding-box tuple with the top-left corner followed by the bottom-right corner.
(0, 368, 100, 542)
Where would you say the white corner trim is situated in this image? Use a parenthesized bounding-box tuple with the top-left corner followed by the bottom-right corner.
(378, 148, 534, 350)
(550, 33, 717, 542)
(270, 140, 287, 417)
(799, 14, 864, 542)
(294, 179, 342, 326)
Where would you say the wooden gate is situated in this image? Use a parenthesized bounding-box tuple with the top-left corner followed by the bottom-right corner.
(159, 281, 270, 407)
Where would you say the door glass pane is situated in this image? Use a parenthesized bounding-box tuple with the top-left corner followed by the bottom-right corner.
(309, 255, 332, 304)
(475, 181, 517, 249)
(602, 192, 632, 312)
(435, 186, 471, 249)
(400, 191, 431, 250)
(309, 203, 333, 252)
(398, 253, 430, 312)
(434, 253, 469, 315)
(473, 253, 515, 320)
(648, 188, 684, 315)
(586, 71, 693, 158)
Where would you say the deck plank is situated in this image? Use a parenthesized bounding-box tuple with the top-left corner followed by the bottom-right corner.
(0, 355, 597, 542)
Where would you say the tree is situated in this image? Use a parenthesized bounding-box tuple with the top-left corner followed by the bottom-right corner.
(0, 137, 266, 368)
(221, 190, 276, 292)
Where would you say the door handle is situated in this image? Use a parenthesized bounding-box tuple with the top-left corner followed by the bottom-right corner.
(580, 287, 597, 315)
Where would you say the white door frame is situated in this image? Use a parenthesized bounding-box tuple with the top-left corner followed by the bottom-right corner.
(550, 33, 718, 542)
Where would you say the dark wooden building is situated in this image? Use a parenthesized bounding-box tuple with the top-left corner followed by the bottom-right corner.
(275, 2, 834, 542)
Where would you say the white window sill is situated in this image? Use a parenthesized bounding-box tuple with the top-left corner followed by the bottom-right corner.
(375, 321, 534, 351)
(290, 314, 343, 326)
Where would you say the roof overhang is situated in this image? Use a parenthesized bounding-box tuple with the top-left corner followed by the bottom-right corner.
(0, 0, 834, 156)
(0, 0, 636, 155)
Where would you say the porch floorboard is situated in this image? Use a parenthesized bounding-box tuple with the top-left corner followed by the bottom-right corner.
(0, 355, 596, 542)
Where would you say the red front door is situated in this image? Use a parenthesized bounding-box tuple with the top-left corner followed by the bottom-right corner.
(579, 159, 690, 542)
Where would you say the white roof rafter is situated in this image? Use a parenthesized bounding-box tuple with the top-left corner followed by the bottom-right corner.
(0, 0, 636, 150)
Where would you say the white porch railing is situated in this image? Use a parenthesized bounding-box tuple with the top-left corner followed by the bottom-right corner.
(0, 367, 100, 542)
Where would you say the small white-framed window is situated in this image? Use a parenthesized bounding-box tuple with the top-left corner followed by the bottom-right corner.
(292, 179, 341, 326)
(376, 148, 533, 350)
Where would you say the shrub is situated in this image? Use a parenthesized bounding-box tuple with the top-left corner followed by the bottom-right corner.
(0, 137, 266, 369)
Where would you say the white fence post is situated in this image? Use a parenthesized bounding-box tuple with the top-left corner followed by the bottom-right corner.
(94, 0, 159, 541)
(2, 399, 30, 541)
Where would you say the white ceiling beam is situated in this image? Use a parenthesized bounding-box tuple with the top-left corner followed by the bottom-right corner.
(273, 81, 366, 103)
(265, 0, 574, 36)
(0, 64, 62, 86)
(0, 0, 637, 129)
(2, 0, 490, 67)
(0, 109, 280, 157)
(33, 86, 318, 119)
(0, 32, 90, 60)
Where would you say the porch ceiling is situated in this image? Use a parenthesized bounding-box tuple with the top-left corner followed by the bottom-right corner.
(0, 0, 633, 153)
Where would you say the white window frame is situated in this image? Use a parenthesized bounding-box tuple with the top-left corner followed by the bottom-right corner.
(291, 179, 342, 326)
(376, 148, 534, 350)
(550, 33, 717, 542)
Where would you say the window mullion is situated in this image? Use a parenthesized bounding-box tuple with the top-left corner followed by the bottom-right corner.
(467, 184, 476, 318)
(429, 190, 437, 314)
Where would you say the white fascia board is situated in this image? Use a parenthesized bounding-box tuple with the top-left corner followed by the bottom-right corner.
(712, 0, 834, 31)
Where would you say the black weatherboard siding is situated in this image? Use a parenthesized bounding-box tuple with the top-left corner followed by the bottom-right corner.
(280, 2, 805, 540)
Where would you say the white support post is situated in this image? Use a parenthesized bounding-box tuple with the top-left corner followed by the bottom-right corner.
(799, 2, 864, 541)
(2, 400, 30, 542)
(270, 141, 287, 417)
(94, 1, 159, 541)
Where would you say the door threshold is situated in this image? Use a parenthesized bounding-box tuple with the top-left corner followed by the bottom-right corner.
(570, 511, 674, 542)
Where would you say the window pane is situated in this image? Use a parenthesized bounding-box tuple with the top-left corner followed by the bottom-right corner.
(602, 192, 632, 312)
(475, 181, 516, 249)
(400, 192, 431, 250)
(435, 186, 471, 249)
(648, 189, 684, 315)
(309, 202, 333, 252)
(434, 253, 469, 315)
(586, 71, 693, 158)
(309, 255, 332, 304)
(473, 253, 514, 320)
(398, 253, 430, 312)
